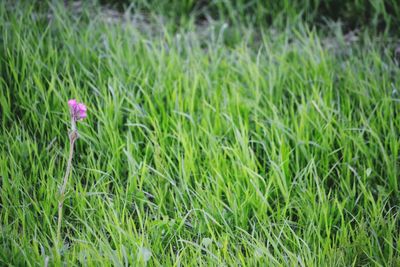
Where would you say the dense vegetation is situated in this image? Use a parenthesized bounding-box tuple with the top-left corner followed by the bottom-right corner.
(1, 1, 399, 266)
(102, 0, 400, 30)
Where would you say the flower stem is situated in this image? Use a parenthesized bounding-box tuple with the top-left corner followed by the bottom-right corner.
(57, 130, 77, 243)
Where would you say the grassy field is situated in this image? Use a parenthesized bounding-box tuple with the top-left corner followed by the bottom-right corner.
(1, 1, 400, 266)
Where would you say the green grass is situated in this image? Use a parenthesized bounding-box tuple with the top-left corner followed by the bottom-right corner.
(1, 1, 400, 266)
(105, 0, 400, 31)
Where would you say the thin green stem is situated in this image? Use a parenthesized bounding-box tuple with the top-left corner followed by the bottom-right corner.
(57, 130, 77, 243)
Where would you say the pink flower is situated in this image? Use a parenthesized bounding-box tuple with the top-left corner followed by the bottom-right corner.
(68, 99, 87, 121)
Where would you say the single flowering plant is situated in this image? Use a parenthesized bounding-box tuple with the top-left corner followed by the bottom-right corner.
(57, 99, 87, 243)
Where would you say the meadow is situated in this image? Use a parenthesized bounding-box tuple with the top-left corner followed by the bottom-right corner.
(1, 1, 399, 266)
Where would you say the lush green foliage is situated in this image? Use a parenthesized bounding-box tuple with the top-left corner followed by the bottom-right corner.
(1, 1, 399, 266)
(107, 0, 400, 31)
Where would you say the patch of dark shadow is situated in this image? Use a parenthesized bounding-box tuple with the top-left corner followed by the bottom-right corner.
(98, 0, 131, 12)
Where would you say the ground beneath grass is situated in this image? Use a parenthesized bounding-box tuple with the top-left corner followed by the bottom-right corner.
(1, 2, 400, 266)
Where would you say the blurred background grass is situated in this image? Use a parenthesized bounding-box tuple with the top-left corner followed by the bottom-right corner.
(93, 0, 400, 31)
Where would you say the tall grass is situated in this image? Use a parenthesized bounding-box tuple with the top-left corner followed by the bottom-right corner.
(116, 0, 400, 31)
(0, 1, 399, 266)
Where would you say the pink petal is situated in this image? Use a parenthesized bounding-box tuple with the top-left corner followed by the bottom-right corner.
(68, 99, 77, 107)
(77, 103, 87, 112)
